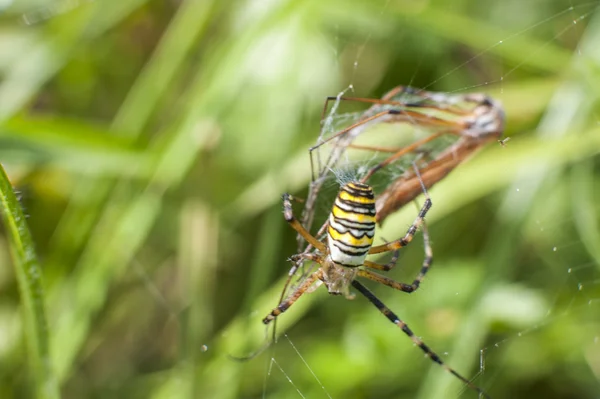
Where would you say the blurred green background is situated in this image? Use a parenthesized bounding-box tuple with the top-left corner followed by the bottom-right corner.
(1, 0, 600, 398)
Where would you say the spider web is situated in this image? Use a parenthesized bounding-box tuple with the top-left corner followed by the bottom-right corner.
(247, 2, 600, 399)
(13, 1, 600, 398)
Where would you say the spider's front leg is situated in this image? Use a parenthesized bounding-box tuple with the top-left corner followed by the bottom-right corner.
(282, 193, 326, 253)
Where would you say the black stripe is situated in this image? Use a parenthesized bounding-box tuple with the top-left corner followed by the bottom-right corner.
(335, 199, 376, 215)
(337, 196, 376, 210)
(330, 237, 372, 250)
(329, 223, 374, 239)
(334, 261, 362, 268)
(332, 245, 369, 257)
(348, 182, 370, 189)
(331, 216, 375, 231)
(343, 183, 373, 194)
(331, 241, 370, 257)
(342, 186, 374, 199)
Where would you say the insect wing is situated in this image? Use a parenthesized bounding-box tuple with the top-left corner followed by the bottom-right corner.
(303, 86, 504, 235)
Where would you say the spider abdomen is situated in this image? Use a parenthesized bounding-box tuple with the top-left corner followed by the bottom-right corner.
(327, 182, 376, 267)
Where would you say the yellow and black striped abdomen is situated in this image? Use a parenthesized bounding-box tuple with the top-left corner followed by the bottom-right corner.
(327, 182, 376, 267)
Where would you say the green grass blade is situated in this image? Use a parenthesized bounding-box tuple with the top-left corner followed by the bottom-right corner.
(0, 164, 60, 399)
(44, 0, 218, 288)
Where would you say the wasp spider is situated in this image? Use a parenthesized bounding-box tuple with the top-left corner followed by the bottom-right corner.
(264, 181, 489, 398)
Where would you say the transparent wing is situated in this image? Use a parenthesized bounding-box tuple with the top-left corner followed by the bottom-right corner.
(304, 86, 505, 235)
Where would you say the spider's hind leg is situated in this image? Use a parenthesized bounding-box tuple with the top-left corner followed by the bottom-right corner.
(351, 280, 490, 399)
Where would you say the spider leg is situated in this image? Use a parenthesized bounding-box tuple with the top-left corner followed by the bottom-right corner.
(311, 108, 459, 154)
(364, 219, 431, 281)
(274, 195, 325, 335)
(318, 91, 416, 130)
(270, 253, 320, 342)
(282, 193, 326, 253)
(263, 269, 324, 324)
(347, 143, 405, 153)
(310, 91, 424, 182)
(231, 257, 322, 361)
(275, 254, 321, 312)
(363, 249, 400, 271)
(413, 222, 433, 288)
(358, 131, 453, 183)
(310, 108, 407, 182)
(311, 94, 405, 182)
(368, 196, 431, 254)
(351, 280, 490, 399)
(381, 85, 414, 100)
(357, 269, 415, 293)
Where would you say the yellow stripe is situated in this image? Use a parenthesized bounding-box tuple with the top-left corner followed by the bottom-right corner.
(332, 205, 376, 224)
(339, 189, 375, 204)
(328, 225, 374, 247)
